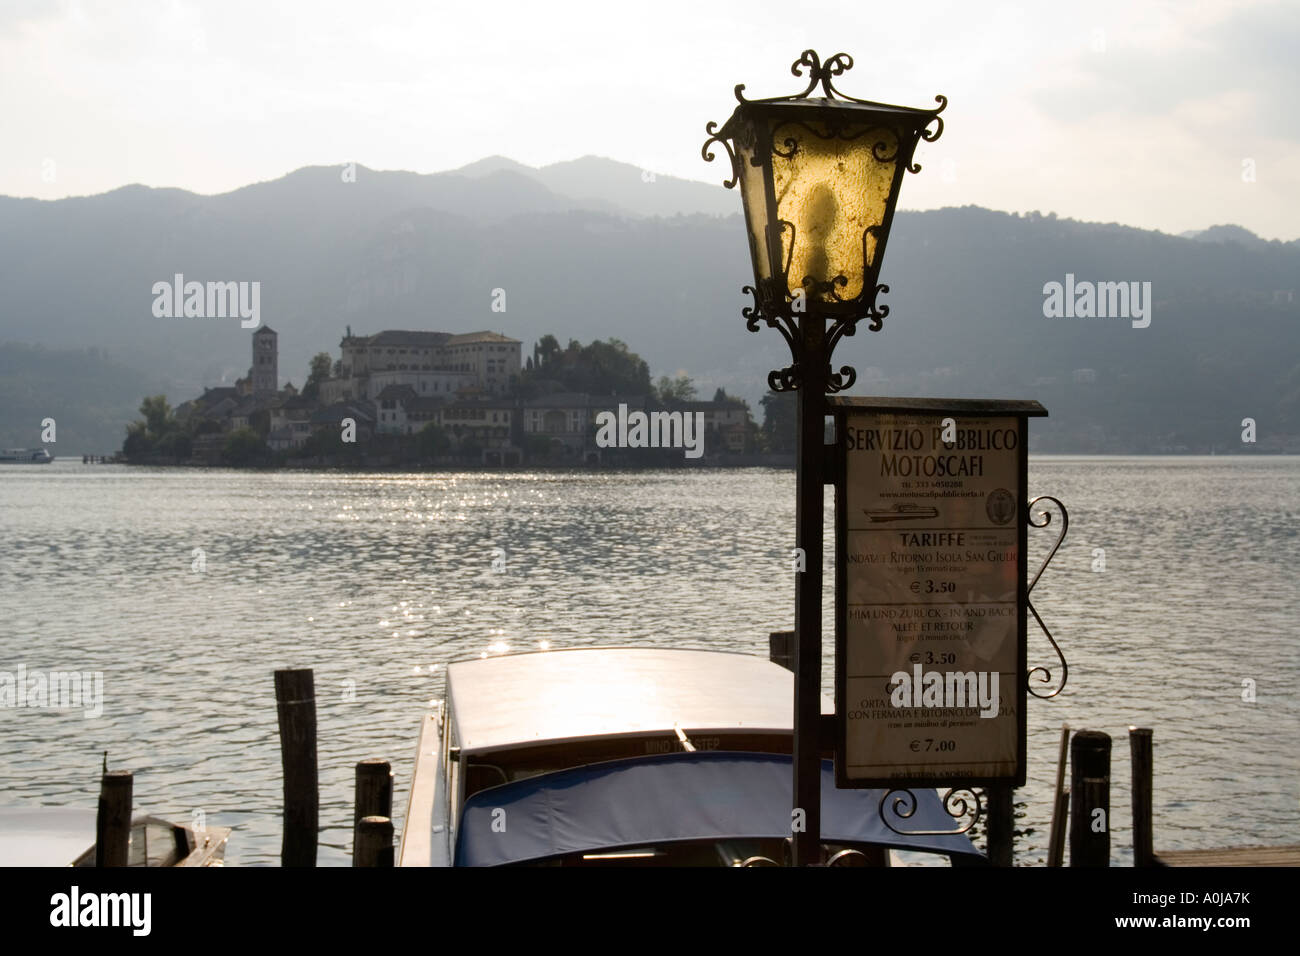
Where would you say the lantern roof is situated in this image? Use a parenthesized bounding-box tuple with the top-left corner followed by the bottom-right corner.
(726, 93, 942, 123)
(704, 50, 946, 186)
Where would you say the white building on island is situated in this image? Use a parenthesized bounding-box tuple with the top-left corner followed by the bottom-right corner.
(320, 329, 521, 403)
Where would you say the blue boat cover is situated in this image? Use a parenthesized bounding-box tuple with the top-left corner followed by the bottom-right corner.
(455, 751, 984, 866)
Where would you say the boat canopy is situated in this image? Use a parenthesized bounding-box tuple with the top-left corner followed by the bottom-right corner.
(446, 648, 831, 755)
(0, 808, 96, 867)
(454, 751, 985, 866)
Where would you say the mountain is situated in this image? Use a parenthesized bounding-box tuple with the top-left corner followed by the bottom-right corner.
(454, 155, 741, 218)
(0, 343, 170, 452)
(1179, 224, 1274, 250)
(0, 158, 1297, 453)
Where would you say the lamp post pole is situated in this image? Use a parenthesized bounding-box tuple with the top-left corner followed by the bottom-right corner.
(792, 319, 826, 867)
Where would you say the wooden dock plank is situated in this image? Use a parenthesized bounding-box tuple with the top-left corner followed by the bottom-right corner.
(397, 702, 448, 867)
(1154, 845, 1300, 867)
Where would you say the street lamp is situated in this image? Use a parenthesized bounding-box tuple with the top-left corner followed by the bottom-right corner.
(703, 50, 945, 866)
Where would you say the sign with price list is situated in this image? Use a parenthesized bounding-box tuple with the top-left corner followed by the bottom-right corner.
(830, 397, 1047, 789)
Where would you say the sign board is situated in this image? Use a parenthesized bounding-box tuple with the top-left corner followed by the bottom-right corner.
(831, 397, 1047, 789)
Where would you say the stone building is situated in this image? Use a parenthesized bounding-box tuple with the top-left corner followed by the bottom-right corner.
(322, 329, 520, 403)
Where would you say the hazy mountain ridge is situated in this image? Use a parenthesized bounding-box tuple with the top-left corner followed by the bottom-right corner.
(1, 158, 1296, 453)
(0, 342, 171, 452)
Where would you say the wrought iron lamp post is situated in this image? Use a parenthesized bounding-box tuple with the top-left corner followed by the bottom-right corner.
(703, 50, 946, 866)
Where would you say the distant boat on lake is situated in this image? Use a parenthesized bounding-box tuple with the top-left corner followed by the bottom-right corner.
(0, 448, 53, 464)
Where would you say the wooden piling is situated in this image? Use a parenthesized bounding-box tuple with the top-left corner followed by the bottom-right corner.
(985, 786, 1014, 866)
(1130, 726, 1154, 867)
(95, 769, 133, 867)
(1050, 786, 1071, 867)
(1069, 730, 1111, 867)
(1046, 723, 1070, 867)
(354, 758, 393, 823)
(353, 759, 393, 865)
(354, 816, 394, 867)
(274, 668, 318, 867)
(768, 630, 794, 672)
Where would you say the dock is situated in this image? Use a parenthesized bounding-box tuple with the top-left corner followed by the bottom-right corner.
(1153, 845, 1300, 867)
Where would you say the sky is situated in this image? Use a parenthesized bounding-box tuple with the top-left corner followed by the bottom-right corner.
(2, 0, 1297, 239)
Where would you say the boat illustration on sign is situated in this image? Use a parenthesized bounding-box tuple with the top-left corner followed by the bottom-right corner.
(864, 503, 939, 522)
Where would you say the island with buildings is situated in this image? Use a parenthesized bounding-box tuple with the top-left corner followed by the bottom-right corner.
(121, 326, 790, 468)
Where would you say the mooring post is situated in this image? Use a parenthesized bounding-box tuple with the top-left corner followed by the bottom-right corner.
(96, 769, 133, 867)
(1069, 729, 1111, 867)
(1046, 723, 1071, 867)
(768, 630, 794, 672)
(986, 786, 1014, 866)
(1129, 726, 1154, 867)
(354, 816, 394, 867)
(353, 759, 393, 864)
(274, 668, 318, 867)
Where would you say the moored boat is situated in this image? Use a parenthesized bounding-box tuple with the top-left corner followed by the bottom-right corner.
(0, 808, 229, 866)
(399, 646, 985, 867)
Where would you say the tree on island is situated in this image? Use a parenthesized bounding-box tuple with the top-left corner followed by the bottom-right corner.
(759, 390, 796, 454)
(532, 334, 562, 369)
(419, 422, 451, 458)
(139, 395, 172, 436)
(302, 352, 333, 400)
(519, 335, 653, 398)
(123, 394, 190, 460)
(221, 427, 269, 466)
(295, 426, 363, 463)
(656, 373, 697, 405)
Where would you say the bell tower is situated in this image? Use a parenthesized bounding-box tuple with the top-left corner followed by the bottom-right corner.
(252, 326, 278, 395)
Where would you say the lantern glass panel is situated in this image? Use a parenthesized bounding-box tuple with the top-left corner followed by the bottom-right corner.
(735, 135, 772, 285)
(772, 120, 899, 305)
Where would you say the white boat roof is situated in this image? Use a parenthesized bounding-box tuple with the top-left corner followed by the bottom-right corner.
(0, 807, 95, 866)
(447, 647, 830, 755)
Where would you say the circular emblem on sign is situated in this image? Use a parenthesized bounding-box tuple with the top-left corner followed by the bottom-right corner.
(986, 488, 1016, 525)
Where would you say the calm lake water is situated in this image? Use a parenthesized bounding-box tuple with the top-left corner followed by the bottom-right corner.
(1, 458, 1297, 865)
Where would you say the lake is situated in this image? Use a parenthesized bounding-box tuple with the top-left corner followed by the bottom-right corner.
(1, 457, 1296, 865)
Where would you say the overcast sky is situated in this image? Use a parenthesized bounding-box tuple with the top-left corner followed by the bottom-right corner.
(2, 0, 1296, 239)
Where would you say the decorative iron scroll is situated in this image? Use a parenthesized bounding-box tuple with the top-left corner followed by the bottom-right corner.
(765, 362, 853, 395)
(879, 787, 982, 836)
(1026, 495, 1069, 699)
(769, 119, 898, 161)
(732, 50, 946, 119)
(768, 365, 800, 393)
(700, 121, 739, 188)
